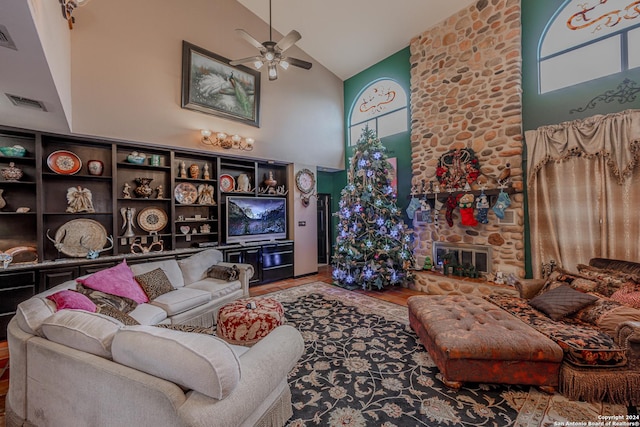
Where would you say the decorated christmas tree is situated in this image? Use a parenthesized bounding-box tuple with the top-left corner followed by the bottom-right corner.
(332, 127, 415, 290)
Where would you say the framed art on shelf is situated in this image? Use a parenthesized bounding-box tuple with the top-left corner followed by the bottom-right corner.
(181, 41, 260, 127)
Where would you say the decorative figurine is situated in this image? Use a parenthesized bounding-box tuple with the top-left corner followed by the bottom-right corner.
(123, 183, 131, 199)
(1, 162, 23, 181)
(65, 186, 95, 213)
(197, 184, 215, 205)
(0, 189, 5, 210)
(120, 207, 136, 238)
(236, 174, 251, 192)
(203, 163, 210, 180)
(156, 185, 164, 199)
(180, 161, 187, 178)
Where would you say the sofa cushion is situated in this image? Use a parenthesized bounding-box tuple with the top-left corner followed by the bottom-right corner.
(186, 278, 241, 300)
(576, 264, 638, 296)
(150, 288, 211, 316)
(41, 310, 123, 359)
(112, 325, 241, 400)
(130, 258, 185, 288)
(15, 297, 56, 337)
(529, 285, 598, 321)
(76, 284, 138, 313)
(77, 260, 149, 304)
(610, 283, 640, 308)
(127, 303, 168, 325)
(47, 290, 97, 313)
(134, 268, 174, 300)
(486, 294, 628, 368)
(178, 248, 224, 286)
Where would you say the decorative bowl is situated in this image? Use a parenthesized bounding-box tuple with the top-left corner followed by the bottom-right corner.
(0, 145, 27, 157)
(126, 152, 146, 164)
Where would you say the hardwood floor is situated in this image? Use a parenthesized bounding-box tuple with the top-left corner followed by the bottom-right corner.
(0, 265, 423, 427)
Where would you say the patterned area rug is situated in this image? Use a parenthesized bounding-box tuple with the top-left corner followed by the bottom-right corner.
(262, 282, 629, 427)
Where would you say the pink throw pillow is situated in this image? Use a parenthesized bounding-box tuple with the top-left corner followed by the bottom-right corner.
(77, 260, 149, 304)
(47, 290, 97, 312)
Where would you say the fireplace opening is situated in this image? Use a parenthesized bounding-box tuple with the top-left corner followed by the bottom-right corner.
(432, 242, 492, 275)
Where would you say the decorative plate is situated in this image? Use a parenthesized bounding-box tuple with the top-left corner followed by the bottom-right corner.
(219, 174, 235, 193)
(137, 207, 168, 232)
(174, 182, 198, 204)
(50, 219, 108, 258)
(47, 150, 82, 175)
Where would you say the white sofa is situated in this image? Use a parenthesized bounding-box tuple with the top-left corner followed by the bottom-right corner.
(6, 249, 305, 426)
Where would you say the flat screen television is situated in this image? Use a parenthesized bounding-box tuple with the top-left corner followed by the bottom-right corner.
(225, 196, 287, 244)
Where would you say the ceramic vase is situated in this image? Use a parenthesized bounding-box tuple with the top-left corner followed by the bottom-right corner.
(87, 160, 104, 176)
(189, 164, 199, 179)
(1, 162, 23, 181)
(134, 177, 154, 198)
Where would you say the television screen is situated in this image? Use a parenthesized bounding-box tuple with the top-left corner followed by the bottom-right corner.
(225, 196, 287, 243)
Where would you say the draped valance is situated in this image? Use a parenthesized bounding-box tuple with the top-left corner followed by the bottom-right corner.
(525, 109, 640, 186)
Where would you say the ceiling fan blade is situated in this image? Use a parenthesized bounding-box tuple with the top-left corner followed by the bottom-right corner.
(229, 55, 263, 66)
(235, 29, 264, 50)
(275, 30, 301, 52)
(284, 57, 312, 70)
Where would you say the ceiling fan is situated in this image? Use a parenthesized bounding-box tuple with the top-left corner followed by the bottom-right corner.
(230, 0, 312, 81)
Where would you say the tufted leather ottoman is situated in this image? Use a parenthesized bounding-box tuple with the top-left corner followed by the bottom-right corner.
(408, 295, 563, 390)
(216, 297, 285, 346)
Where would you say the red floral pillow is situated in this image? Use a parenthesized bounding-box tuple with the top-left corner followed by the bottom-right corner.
(610, 283, 640, 309)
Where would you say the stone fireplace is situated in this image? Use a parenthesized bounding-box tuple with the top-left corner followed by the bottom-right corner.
(432, 242, 492, 275)
(408, 0, 525, 294)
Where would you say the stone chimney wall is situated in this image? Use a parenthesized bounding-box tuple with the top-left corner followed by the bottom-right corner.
(409, 0, 525, 281)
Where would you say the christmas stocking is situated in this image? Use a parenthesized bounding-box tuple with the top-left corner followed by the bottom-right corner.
(420, 200, 433, 223)
(475, 192, 490, 224)
(433, 199, 443, 228)
(458, 193, 478, 226)
(445, 194, 460, 227)
(406, 197, 421, 221)
(492, 190, 511, 219)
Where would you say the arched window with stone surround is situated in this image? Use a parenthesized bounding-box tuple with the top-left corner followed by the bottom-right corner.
(538, 0, 640, 94)
(348, 78, 408, 146)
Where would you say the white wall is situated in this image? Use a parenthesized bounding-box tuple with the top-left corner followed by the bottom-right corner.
(69, 0, 345, 170)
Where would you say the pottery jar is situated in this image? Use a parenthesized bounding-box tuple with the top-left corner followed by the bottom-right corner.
(1, 162, 23, 181)
(189, 164, 200, 179)
(87, 160, 104, 176)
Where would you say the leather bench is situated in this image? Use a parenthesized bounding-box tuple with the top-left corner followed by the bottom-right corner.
(408, 294, 563, 390)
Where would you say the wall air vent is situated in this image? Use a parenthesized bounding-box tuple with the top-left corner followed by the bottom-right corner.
(6, 94, 47, 111)
(0, 25, 17, 50)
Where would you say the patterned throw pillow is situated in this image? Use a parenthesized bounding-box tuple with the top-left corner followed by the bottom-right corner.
(529, 285, 599, 321)
(610, 283, 640, 308)
(134, 268, 174, 300)
(206, 264, 239, 282)
(97, 305, 140, 326)
(155, 323, 215, 335)
(76, 284, 139, 313)
(576, 264, 638, 296)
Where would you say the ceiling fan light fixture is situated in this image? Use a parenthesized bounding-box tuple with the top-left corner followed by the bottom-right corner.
(268, 64, 278, 80)
(279, 60, 289, 70)
(254, 60, 264, 69)
(264, 51, 275, 61)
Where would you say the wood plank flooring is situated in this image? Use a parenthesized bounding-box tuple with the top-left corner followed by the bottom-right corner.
(0, 265, 424, 427)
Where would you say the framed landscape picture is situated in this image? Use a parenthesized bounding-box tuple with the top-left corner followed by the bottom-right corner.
(181, 41, 260, 127)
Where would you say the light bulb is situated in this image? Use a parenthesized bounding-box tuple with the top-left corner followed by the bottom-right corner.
(201, 129, 212, 138)
(254, 60, 264, 69)
(231, 134, 242, 143)
(268, 65, 277, 79)
(245, 137, 254, 146)
(216, 132, 227, 141)
(265, 51, 275, 61)
(279, 60, 289, 70)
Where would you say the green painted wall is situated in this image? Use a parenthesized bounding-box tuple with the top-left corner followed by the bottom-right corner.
(316, 47, 412, 263)
(522, 0, 640, 131)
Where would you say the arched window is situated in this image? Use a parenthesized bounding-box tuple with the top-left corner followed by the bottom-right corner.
(539, 0, 640, 94)
(348, 79, 408, 146)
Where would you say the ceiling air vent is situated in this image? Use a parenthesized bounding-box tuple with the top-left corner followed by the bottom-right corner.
(6, 94, 47, 112)
(0, 25, 17, 50)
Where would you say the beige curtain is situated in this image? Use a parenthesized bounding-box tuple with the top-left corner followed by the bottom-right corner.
(525, 109, 640, 277)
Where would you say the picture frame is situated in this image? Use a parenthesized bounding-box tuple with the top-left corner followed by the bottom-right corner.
(181, 41, 260, 127)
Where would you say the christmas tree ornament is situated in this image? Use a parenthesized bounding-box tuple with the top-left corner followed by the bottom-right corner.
(475, 192, 490, 224)
(492, 190, 511, 219)
(458, 193, 478, 226)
